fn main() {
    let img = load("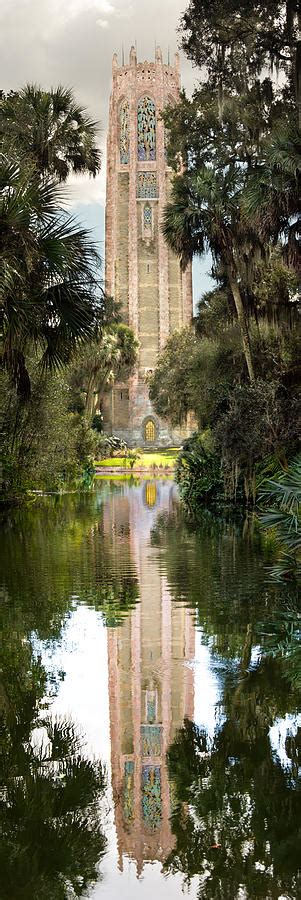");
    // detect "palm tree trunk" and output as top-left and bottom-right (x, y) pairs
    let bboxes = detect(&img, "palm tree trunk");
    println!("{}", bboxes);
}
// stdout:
(227, 270), (255, 382)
